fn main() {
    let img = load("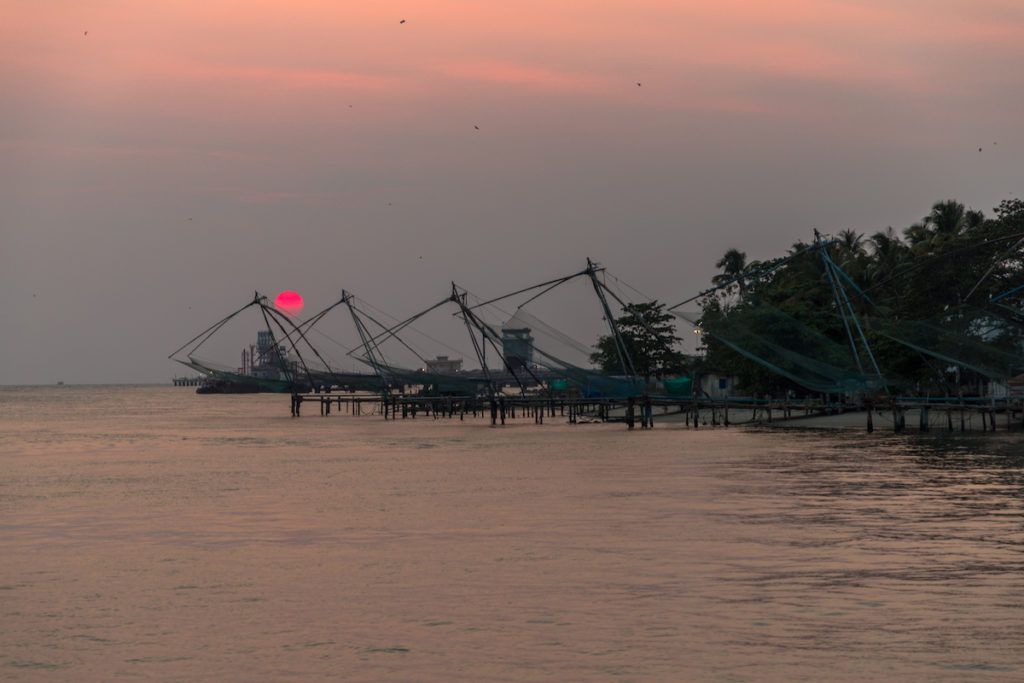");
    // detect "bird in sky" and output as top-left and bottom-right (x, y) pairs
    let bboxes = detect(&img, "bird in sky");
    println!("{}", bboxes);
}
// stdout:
(400, 19), (406, 24)
(84, 31), (88, 36)
(636, 81), (642, 87)
(474, 125), (480, 130)
(979, 147), (983, 152)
